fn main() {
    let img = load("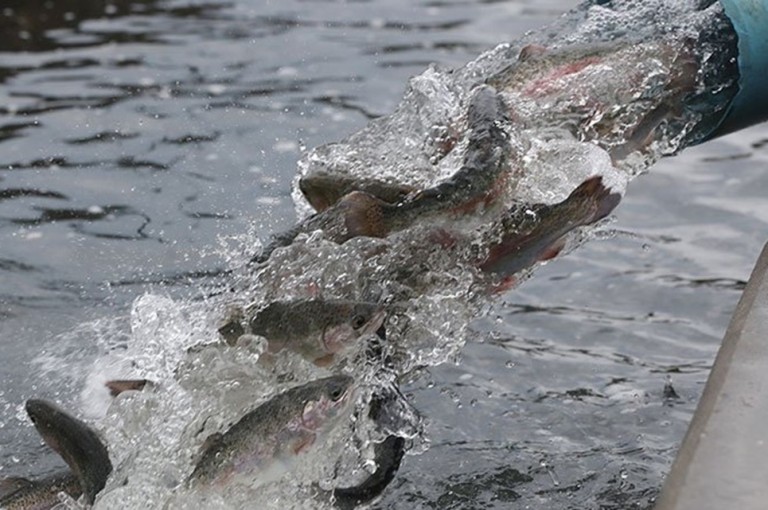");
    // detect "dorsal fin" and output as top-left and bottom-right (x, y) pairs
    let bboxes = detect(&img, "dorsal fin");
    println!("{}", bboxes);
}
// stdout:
(0, 476), (34, 499)
(199, 432), (223, 457)
(25, 399), (113, 504)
